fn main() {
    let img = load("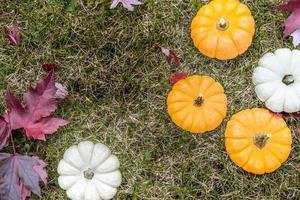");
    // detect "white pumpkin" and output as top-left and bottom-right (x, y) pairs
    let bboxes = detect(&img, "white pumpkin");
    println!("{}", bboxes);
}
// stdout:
(253, 48), (300, 113)
(57, 141), (122, 200)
